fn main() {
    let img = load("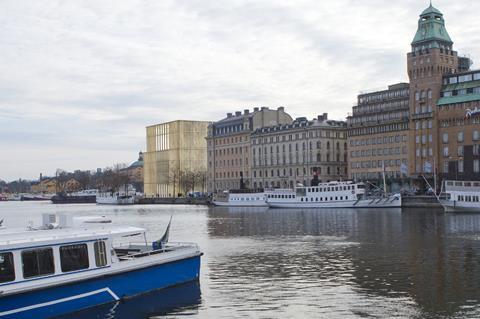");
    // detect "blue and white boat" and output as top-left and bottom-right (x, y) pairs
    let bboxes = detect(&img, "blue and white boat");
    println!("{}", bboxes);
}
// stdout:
(0, 214), (202, 319)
